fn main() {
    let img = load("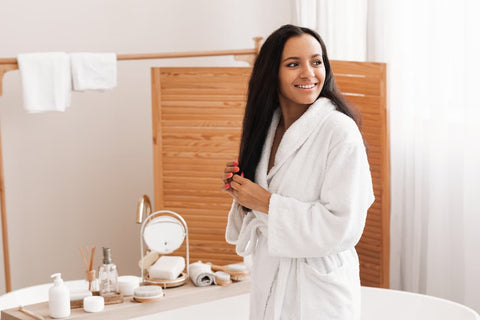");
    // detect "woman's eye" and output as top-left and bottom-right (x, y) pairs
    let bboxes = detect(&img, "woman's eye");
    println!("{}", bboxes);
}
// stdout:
(312, 60), (323, 66)
(286, 62), (298, 67)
